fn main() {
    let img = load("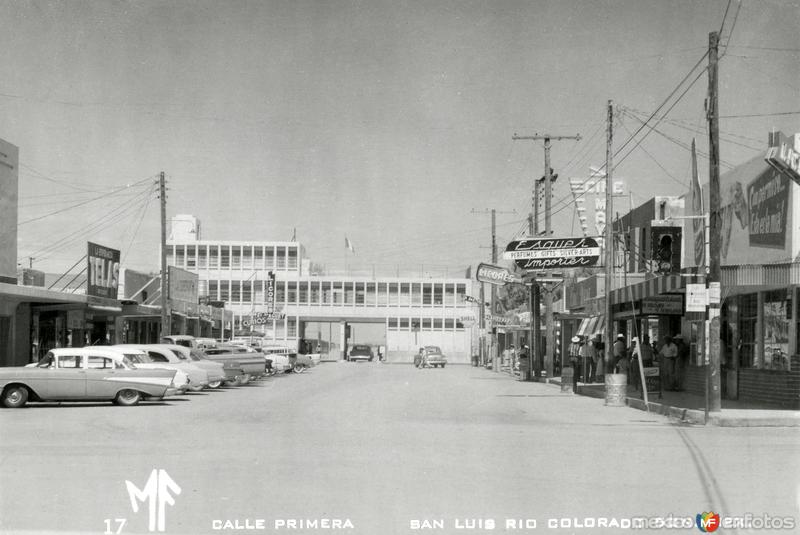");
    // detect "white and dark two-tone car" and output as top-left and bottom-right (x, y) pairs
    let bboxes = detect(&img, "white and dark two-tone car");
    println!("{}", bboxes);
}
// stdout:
(1, 347), (178, 408)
